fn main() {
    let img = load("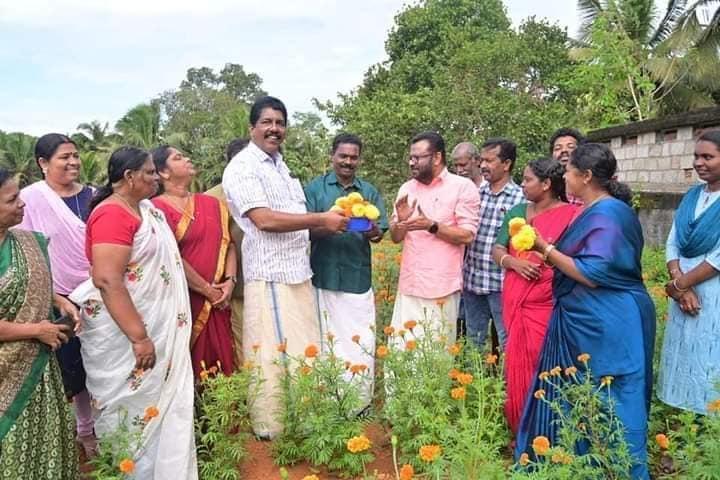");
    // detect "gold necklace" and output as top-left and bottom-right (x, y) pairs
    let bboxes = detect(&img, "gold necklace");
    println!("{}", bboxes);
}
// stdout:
(114, 193), (141, 216)
(163, 193), (195, 220)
